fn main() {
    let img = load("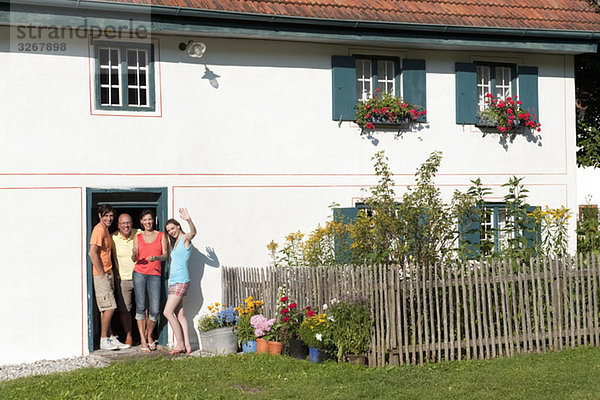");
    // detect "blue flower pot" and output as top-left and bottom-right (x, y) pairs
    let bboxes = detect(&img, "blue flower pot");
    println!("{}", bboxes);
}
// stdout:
(308, 347), (331, 363)
(242, 340), (257, 353)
